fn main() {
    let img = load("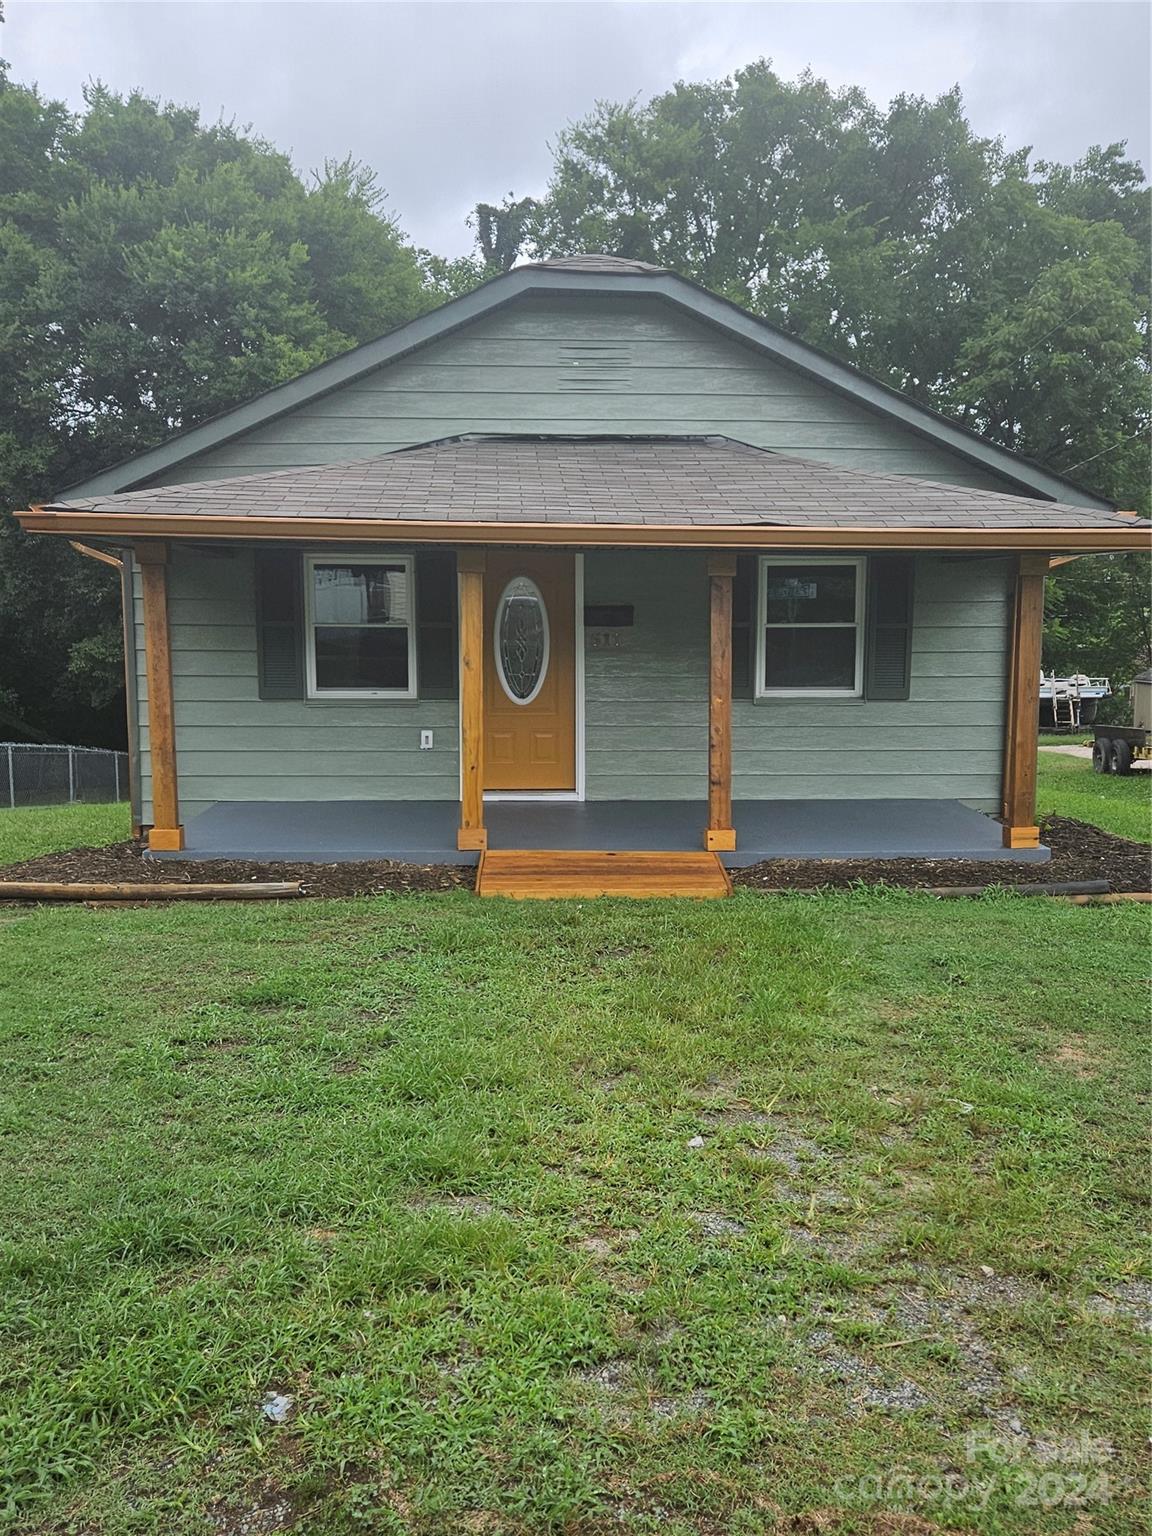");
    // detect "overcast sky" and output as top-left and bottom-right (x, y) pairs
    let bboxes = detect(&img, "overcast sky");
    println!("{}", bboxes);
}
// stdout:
(7, 1), (1150, 258)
